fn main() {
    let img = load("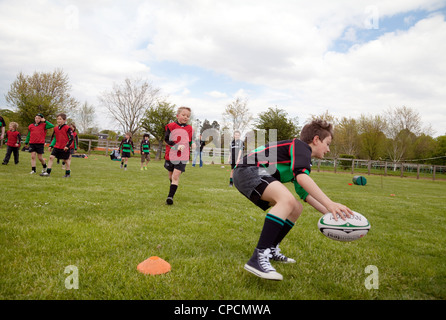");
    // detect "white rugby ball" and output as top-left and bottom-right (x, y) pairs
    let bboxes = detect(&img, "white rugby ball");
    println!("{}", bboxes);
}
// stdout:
(317, 211), (371, 242)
